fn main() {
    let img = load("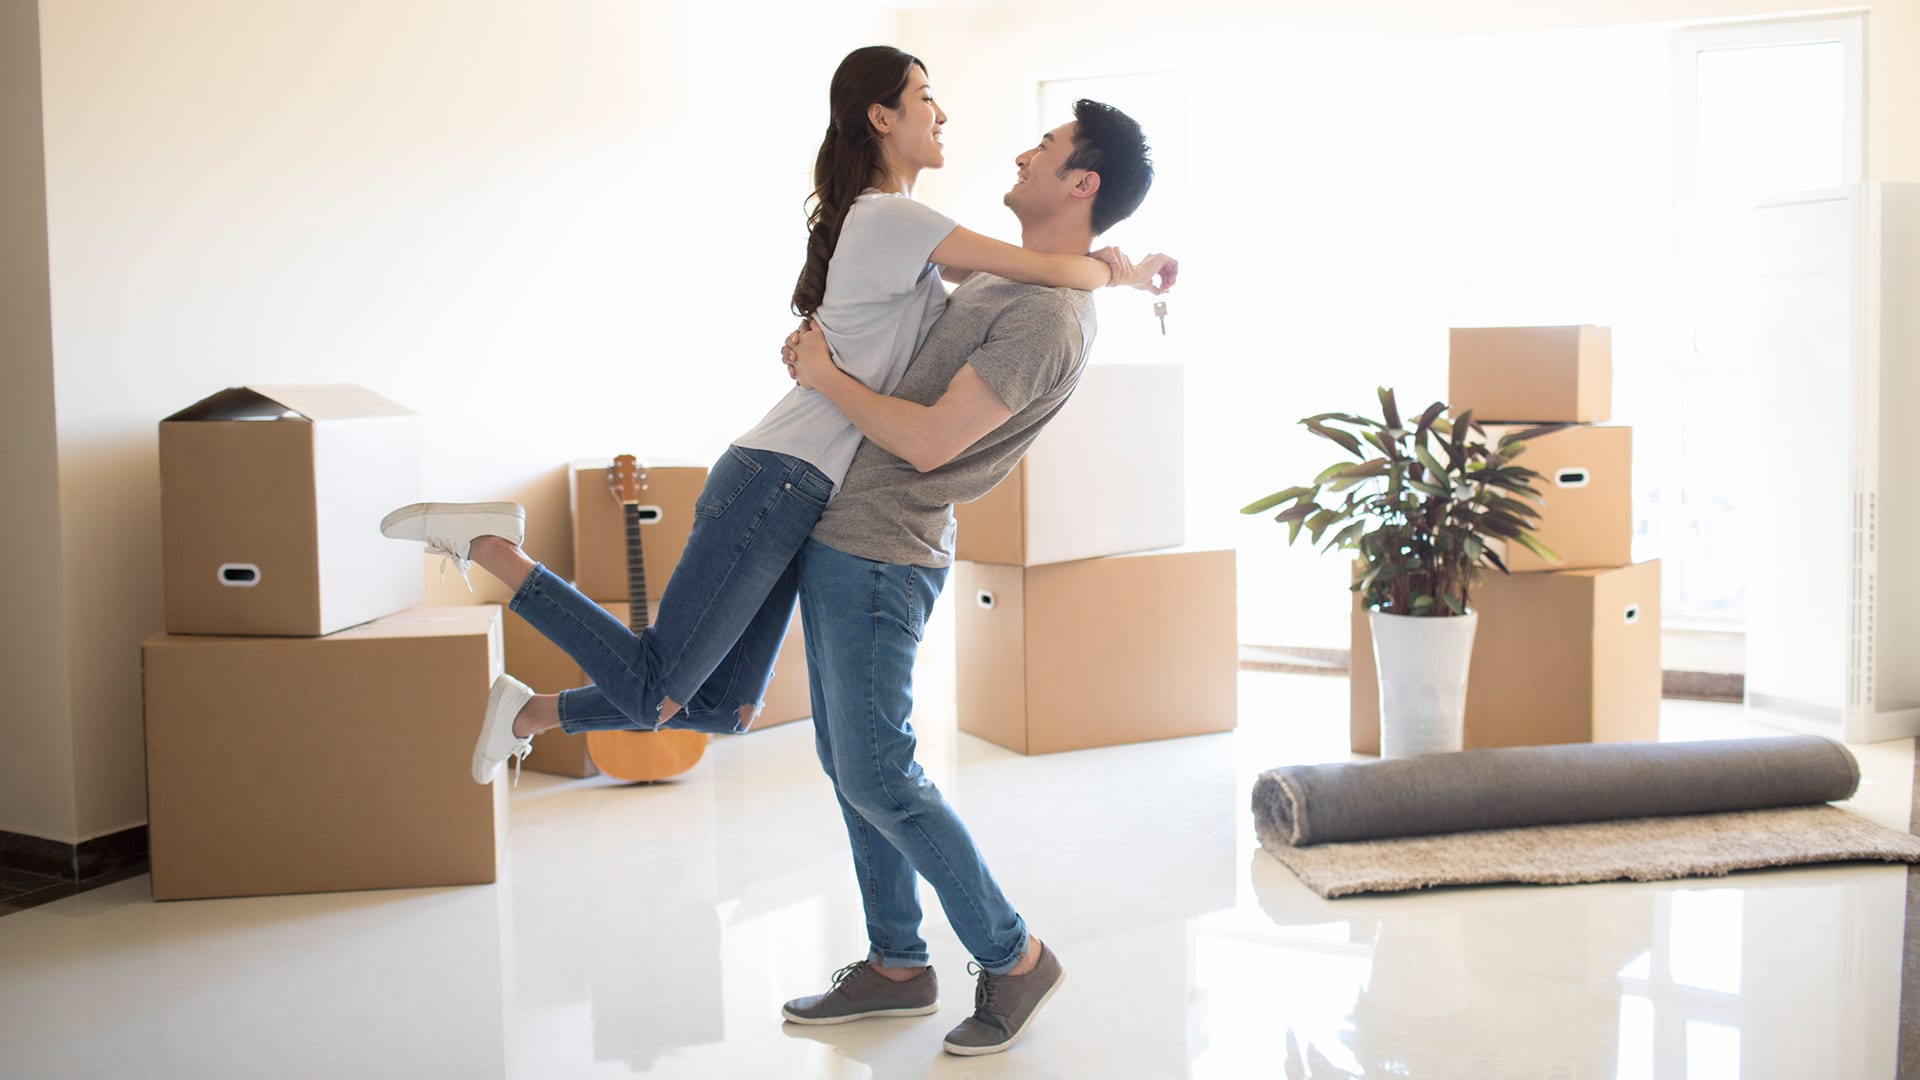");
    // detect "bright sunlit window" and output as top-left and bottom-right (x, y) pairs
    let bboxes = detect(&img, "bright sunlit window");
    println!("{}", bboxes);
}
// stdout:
(1656, 17), (1862, 625)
